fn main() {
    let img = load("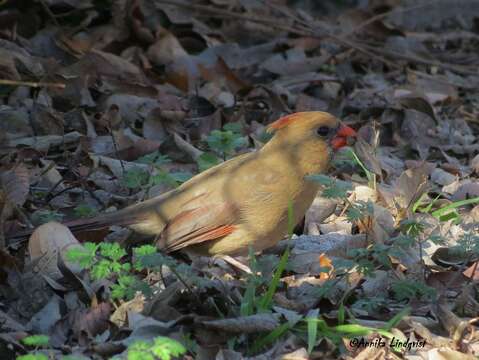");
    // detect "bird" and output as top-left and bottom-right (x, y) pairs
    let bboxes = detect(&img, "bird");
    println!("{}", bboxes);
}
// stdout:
(10, 112), (356, 256)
